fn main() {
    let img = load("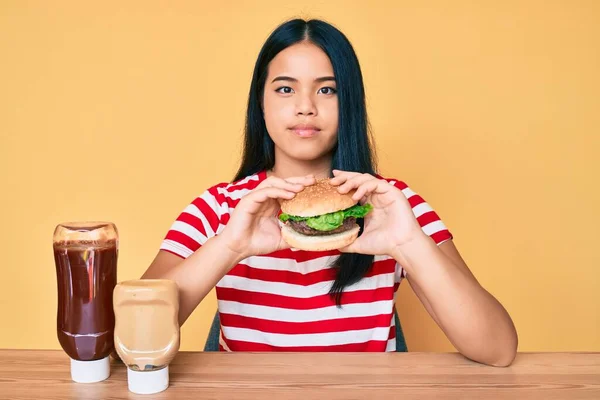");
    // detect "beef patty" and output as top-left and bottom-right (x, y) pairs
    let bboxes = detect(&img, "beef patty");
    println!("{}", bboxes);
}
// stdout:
(287, 217), (357, 236)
